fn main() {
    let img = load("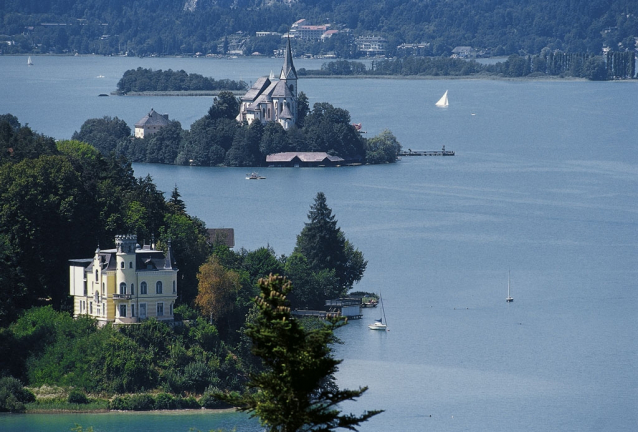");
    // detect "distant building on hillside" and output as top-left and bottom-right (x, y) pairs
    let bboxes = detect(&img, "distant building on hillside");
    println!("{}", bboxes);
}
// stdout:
(451, 46), (478, 58)
(355, 36), (387, 56)
(289, 19), (332, 40)
(135, 108), (170, 139)
(69, 234), (178, 326)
